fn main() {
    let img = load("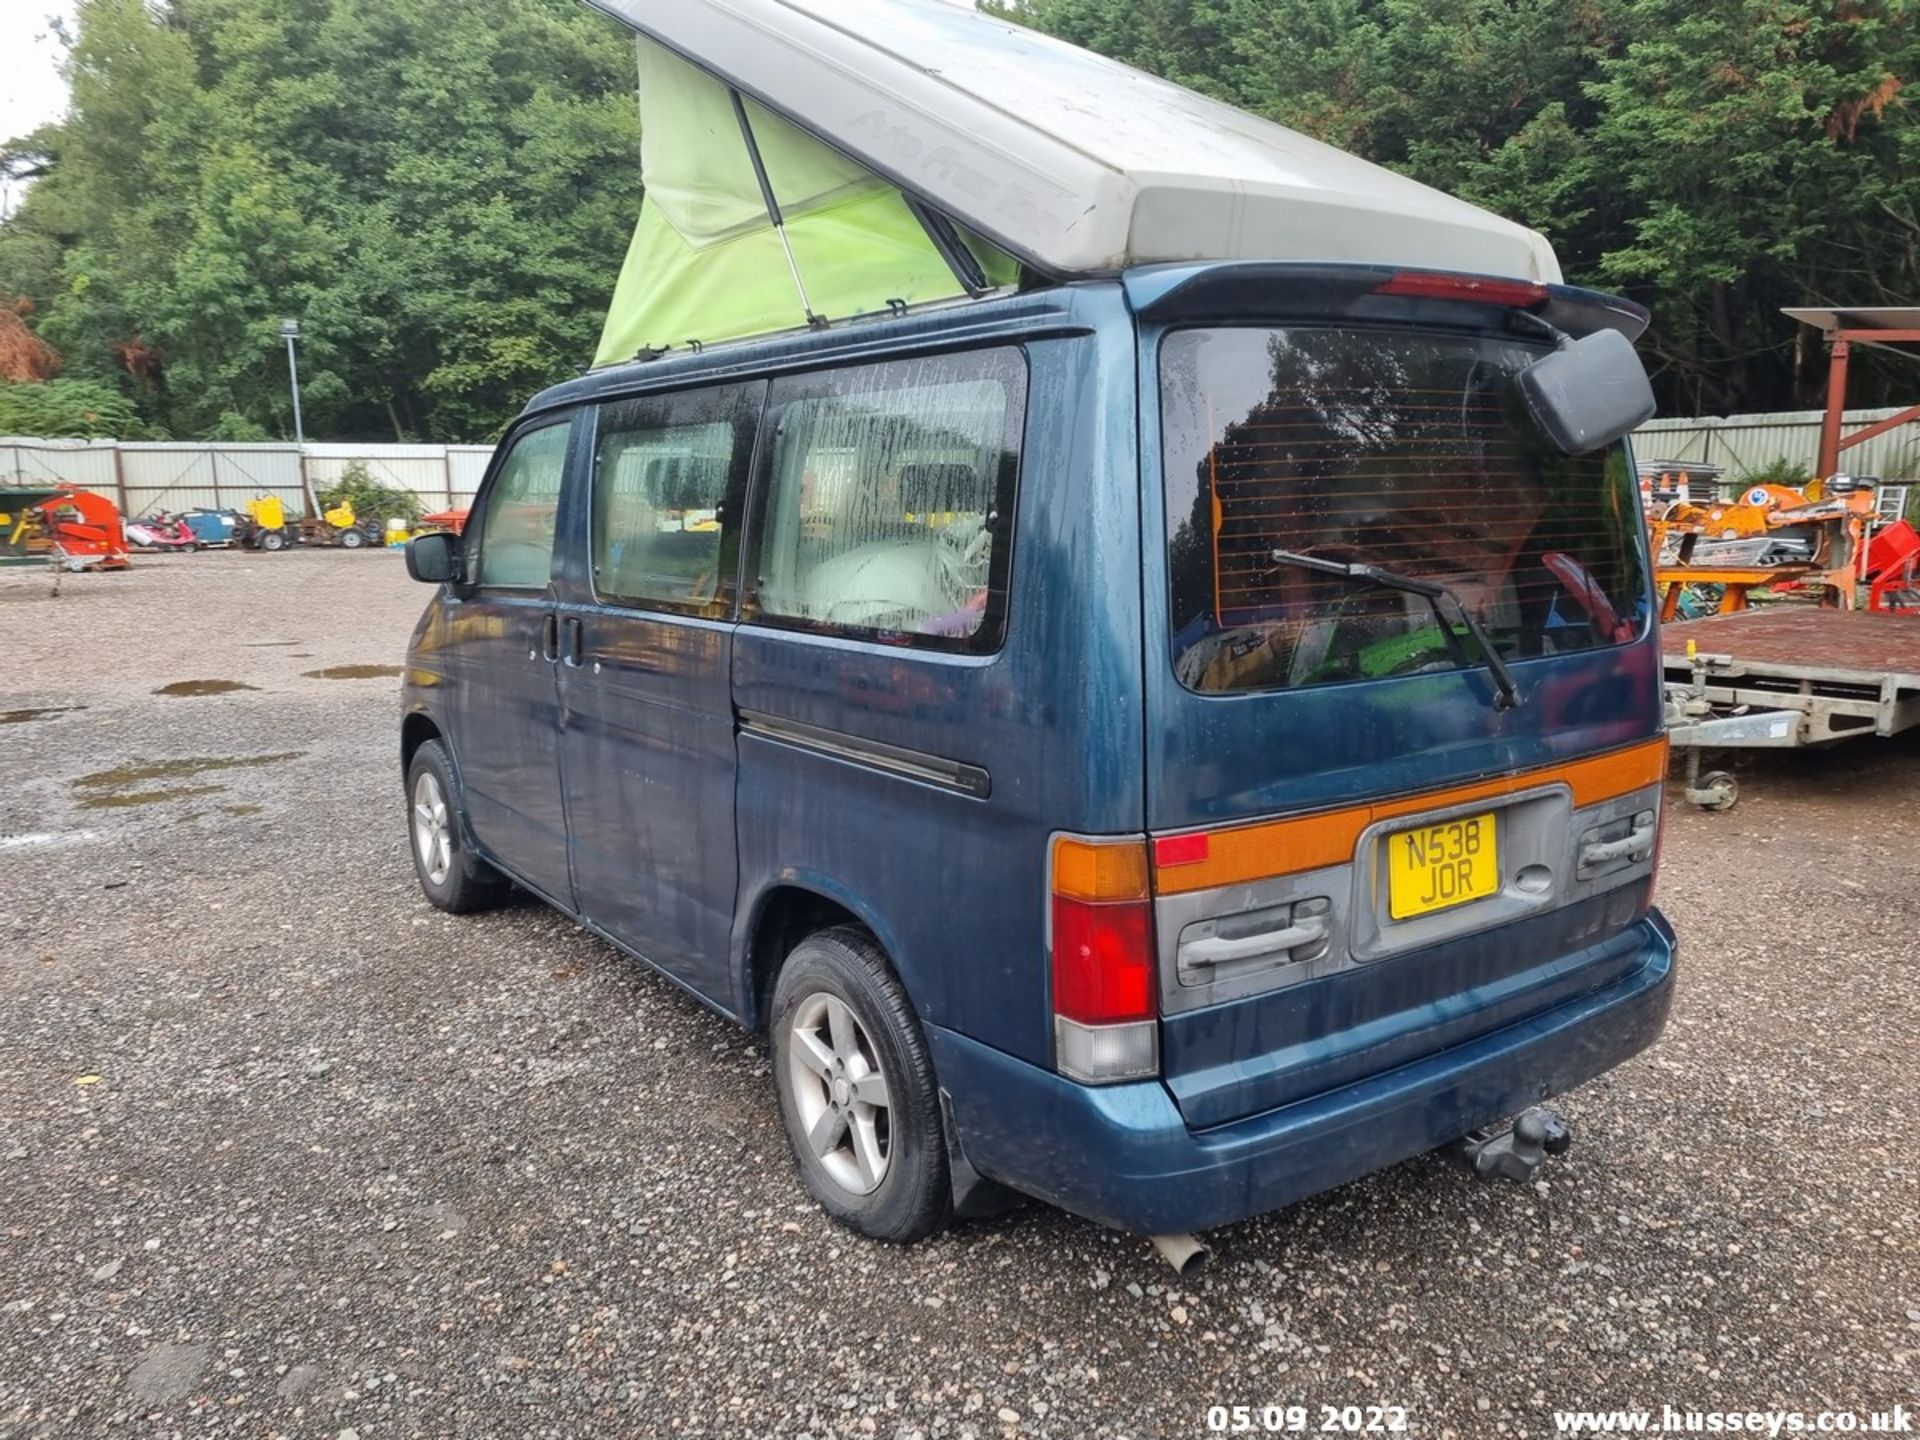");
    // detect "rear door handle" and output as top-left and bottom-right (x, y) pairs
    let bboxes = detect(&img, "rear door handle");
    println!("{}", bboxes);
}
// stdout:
(1578, 811), (1657, 871)
(1179, 915), (1330, 973)
(540, 613), (559, 663)
(562, 617), (584, 668)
